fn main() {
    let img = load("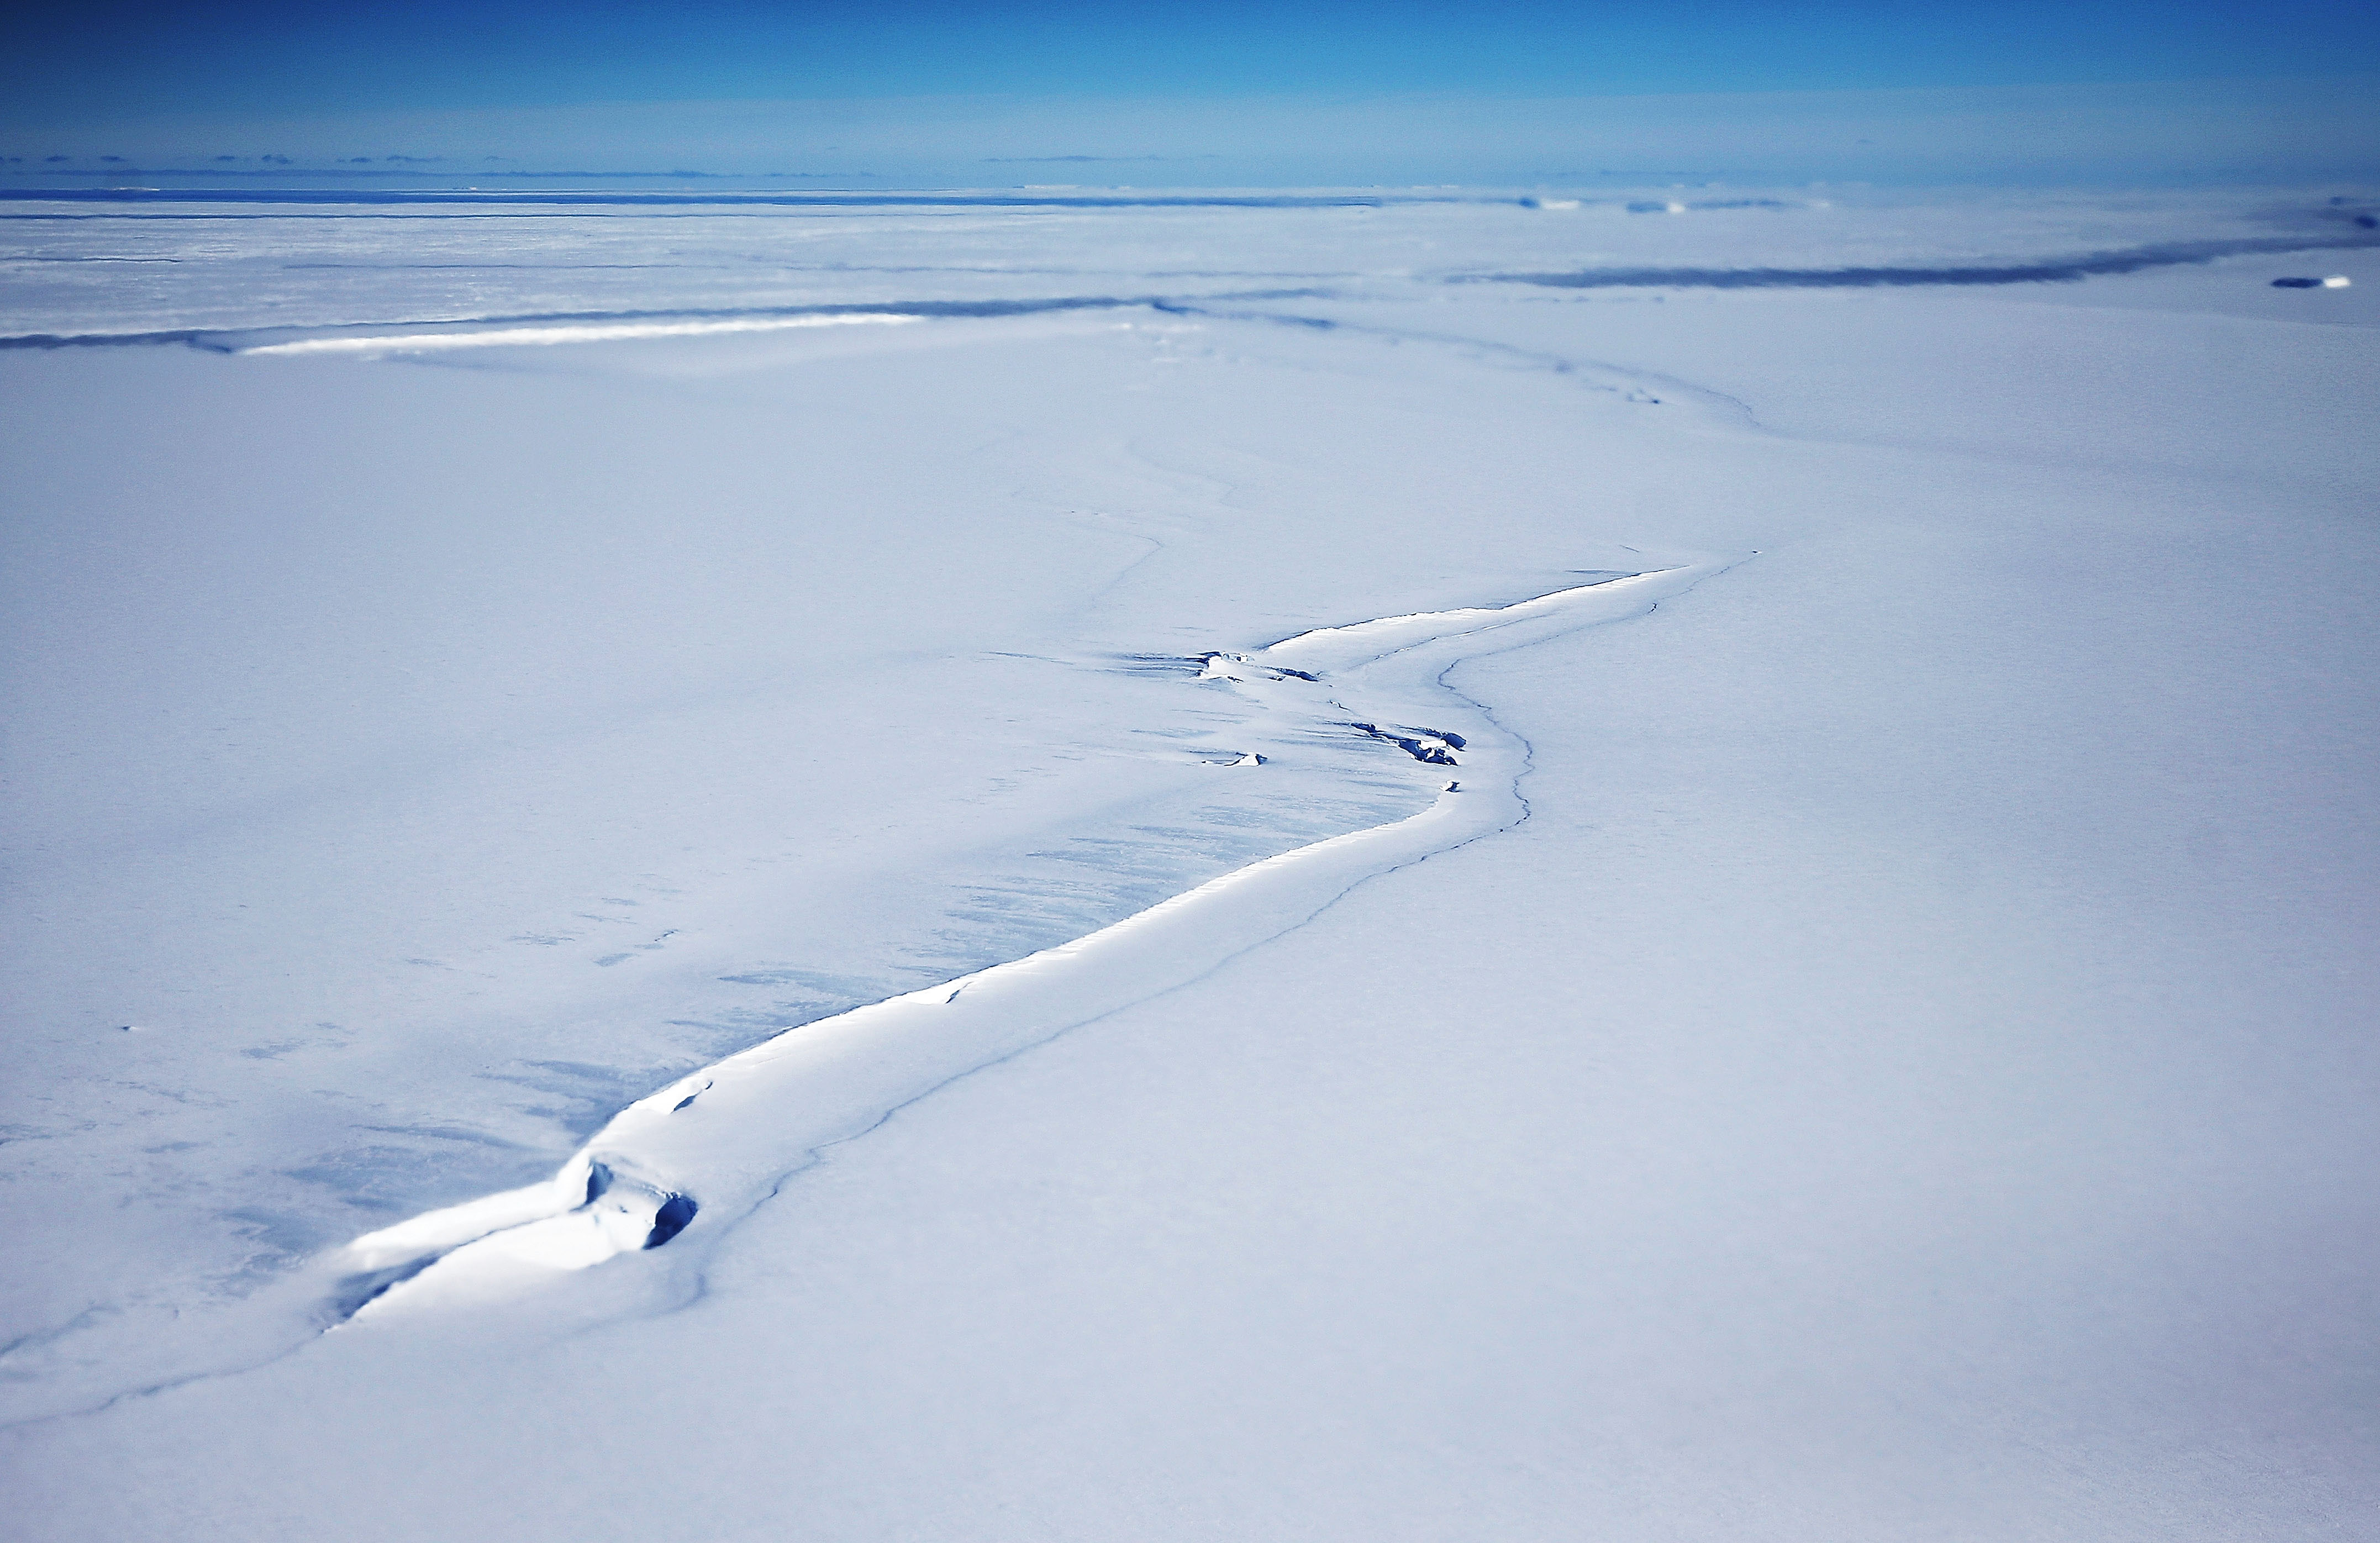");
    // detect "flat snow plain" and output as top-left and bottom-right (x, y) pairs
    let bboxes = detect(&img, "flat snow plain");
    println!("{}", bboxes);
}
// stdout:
(3, 186), (2377, 1539)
